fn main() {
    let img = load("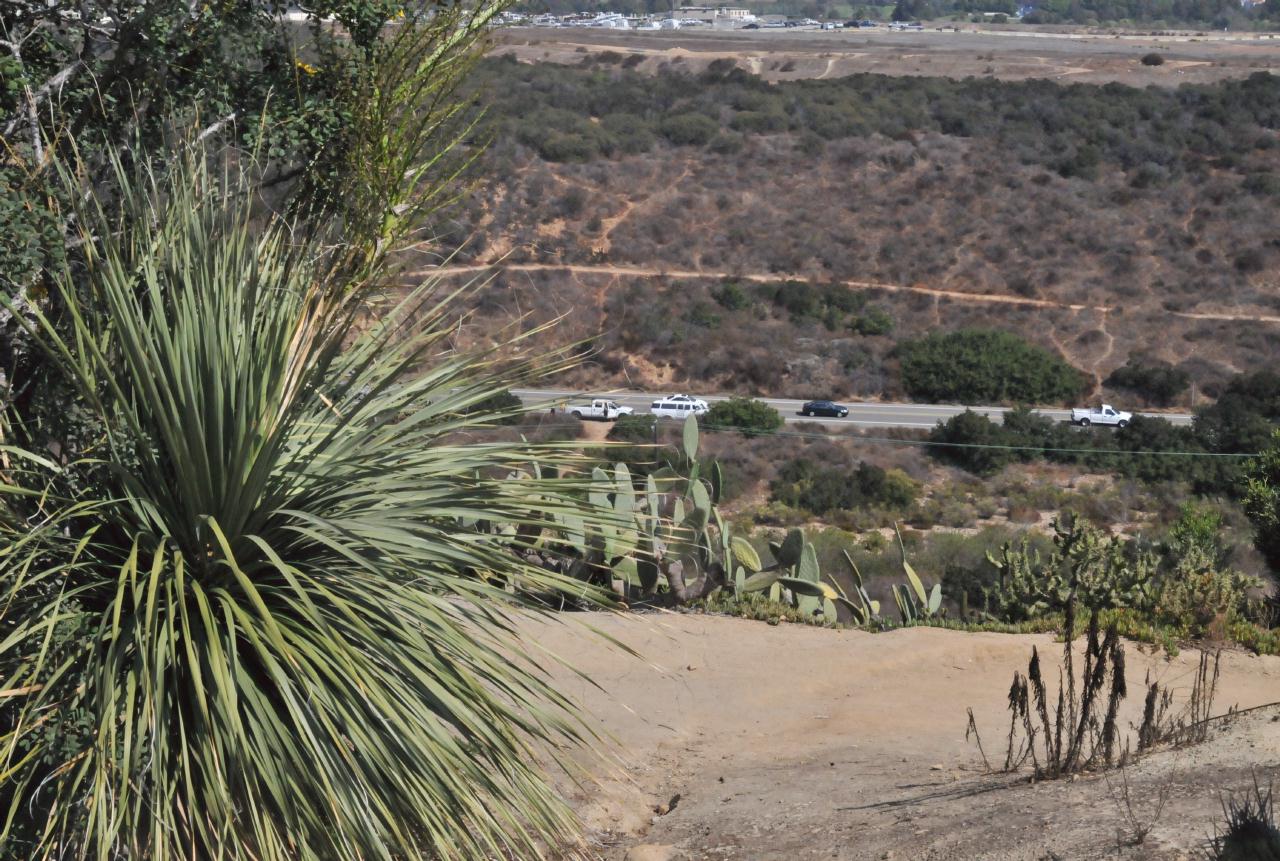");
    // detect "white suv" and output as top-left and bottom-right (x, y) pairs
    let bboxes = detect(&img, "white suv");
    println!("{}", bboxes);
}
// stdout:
(650, 394), (710, 419)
